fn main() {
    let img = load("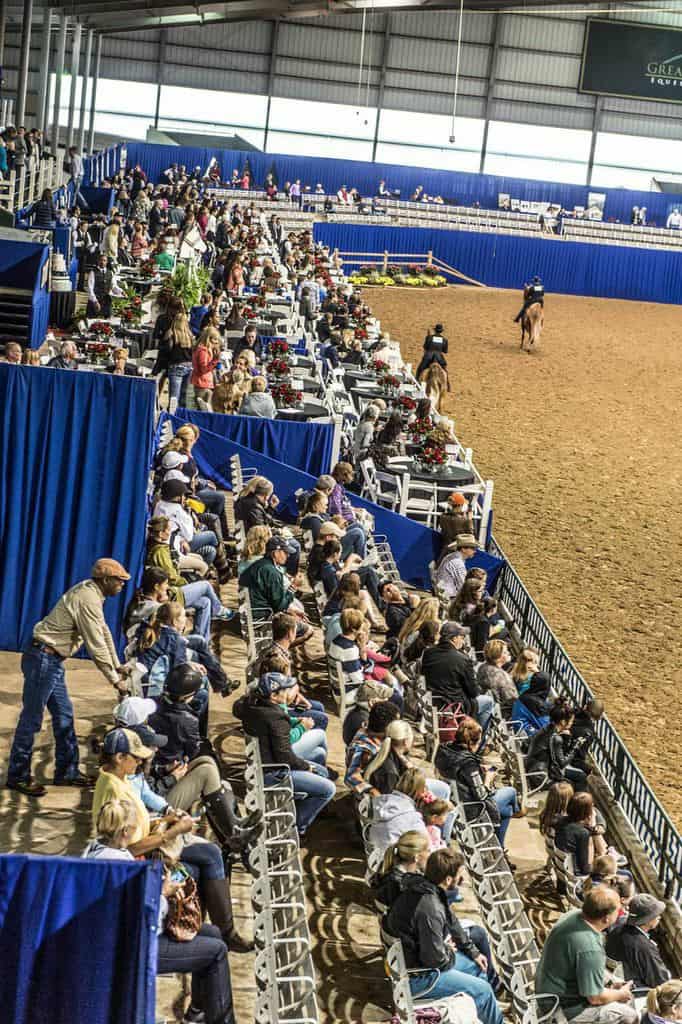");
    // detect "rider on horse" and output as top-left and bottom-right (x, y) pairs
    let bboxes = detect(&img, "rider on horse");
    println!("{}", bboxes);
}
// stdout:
(416, 323), (449, 379)
(513, 276), (545, 323)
